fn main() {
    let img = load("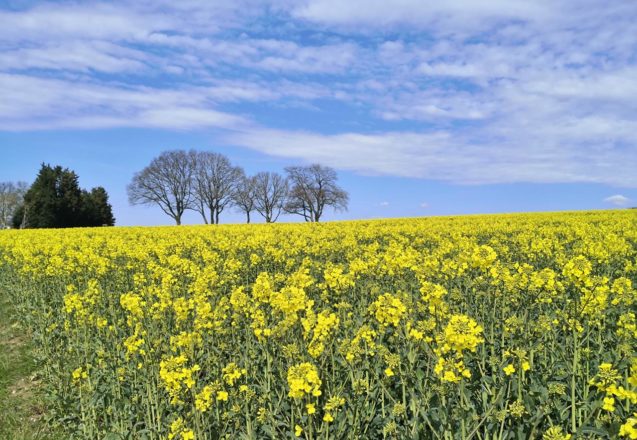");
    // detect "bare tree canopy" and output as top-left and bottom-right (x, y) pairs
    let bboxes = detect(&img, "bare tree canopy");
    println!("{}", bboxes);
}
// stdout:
(192, 151), (243, 224)
(253, 172), (288, 223)
(127, 150), (195, 225)
(233, 174), (257, 223)
(0, 181), (28, 228)
(127, 151), (350, 225)
(284, 164), (348, 222)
